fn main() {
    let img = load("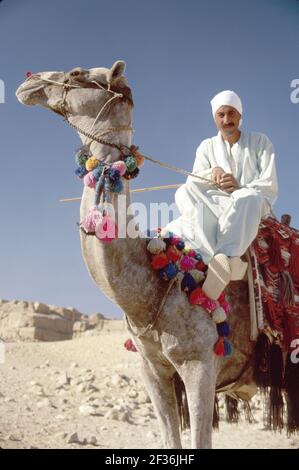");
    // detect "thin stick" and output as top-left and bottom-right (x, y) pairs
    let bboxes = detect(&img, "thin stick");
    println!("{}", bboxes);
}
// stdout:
(59, 183), (183, 202)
